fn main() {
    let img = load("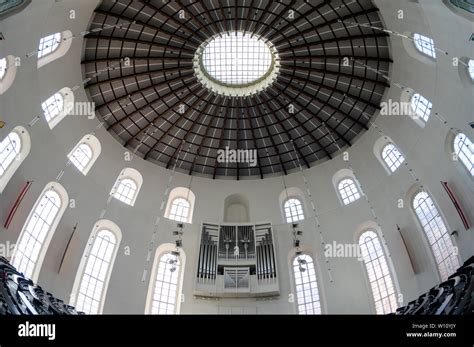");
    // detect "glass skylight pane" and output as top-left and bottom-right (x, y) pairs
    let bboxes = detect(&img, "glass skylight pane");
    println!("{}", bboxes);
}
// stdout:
(201, 31), (273, 85)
